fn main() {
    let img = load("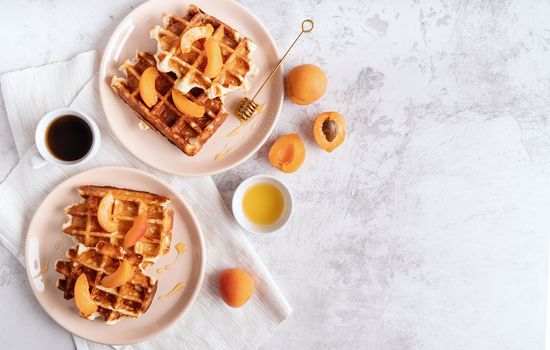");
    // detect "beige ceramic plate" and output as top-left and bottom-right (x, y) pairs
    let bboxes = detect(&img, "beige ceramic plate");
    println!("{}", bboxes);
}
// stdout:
(99, 0), (283, 176)
(25, 167), (204, 345)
